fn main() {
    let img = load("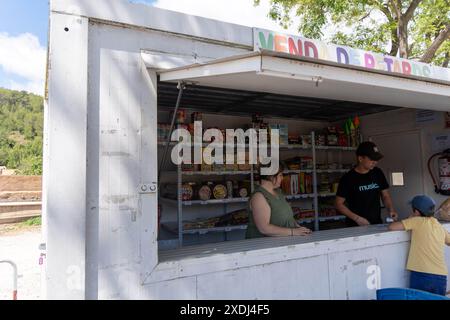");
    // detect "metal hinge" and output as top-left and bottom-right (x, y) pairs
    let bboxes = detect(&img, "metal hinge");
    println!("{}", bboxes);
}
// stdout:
(139, 183), (157, 194)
